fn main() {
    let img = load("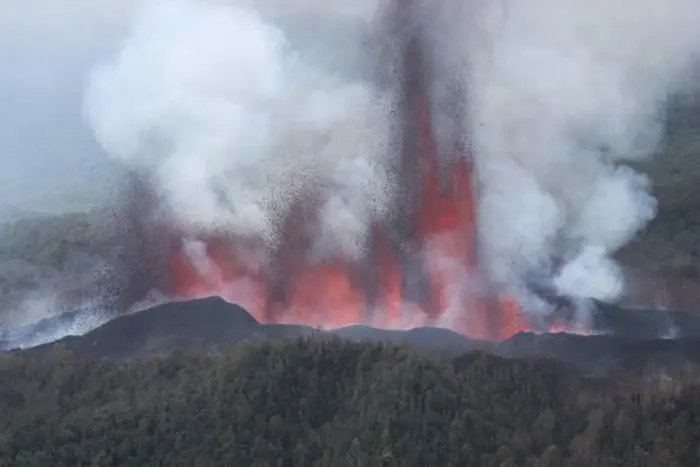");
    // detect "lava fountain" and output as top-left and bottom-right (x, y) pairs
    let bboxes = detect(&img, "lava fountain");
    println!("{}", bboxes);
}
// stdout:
(167, 9), (535, 342)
